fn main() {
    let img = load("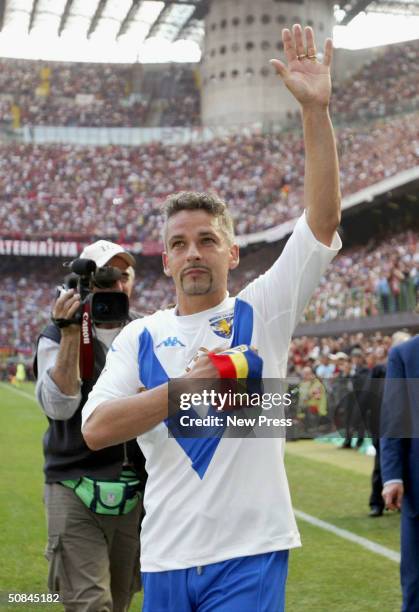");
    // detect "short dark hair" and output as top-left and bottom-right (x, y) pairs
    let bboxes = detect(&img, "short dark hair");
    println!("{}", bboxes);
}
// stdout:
(162, 191), (235, 246)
